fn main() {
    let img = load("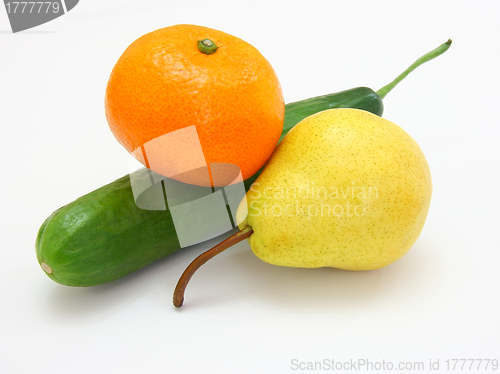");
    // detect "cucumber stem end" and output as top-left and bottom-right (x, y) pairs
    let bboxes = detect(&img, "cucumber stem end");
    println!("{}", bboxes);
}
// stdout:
(376, 39), (452, 99)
